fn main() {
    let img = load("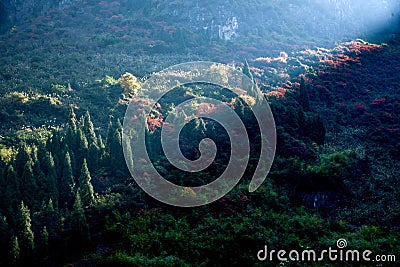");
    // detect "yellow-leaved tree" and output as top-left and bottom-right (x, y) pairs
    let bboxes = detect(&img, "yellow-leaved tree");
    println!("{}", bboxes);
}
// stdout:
(118, 72), (141, 99)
